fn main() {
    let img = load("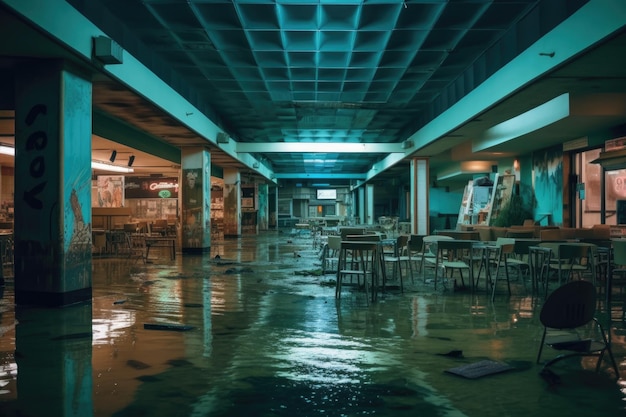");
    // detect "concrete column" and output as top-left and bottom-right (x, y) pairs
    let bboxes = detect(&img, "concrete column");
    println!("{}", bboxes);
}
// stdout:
(273, 185), (279, 231)
(257, 183), (269, 231)
(366, 183), (375, 225)
(14, 60), (92, 306)
(358, 187), (365, 225)
(410, 158), (430, 235)
(181, 147), (211, 253)
(223, 169), (241, 237)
